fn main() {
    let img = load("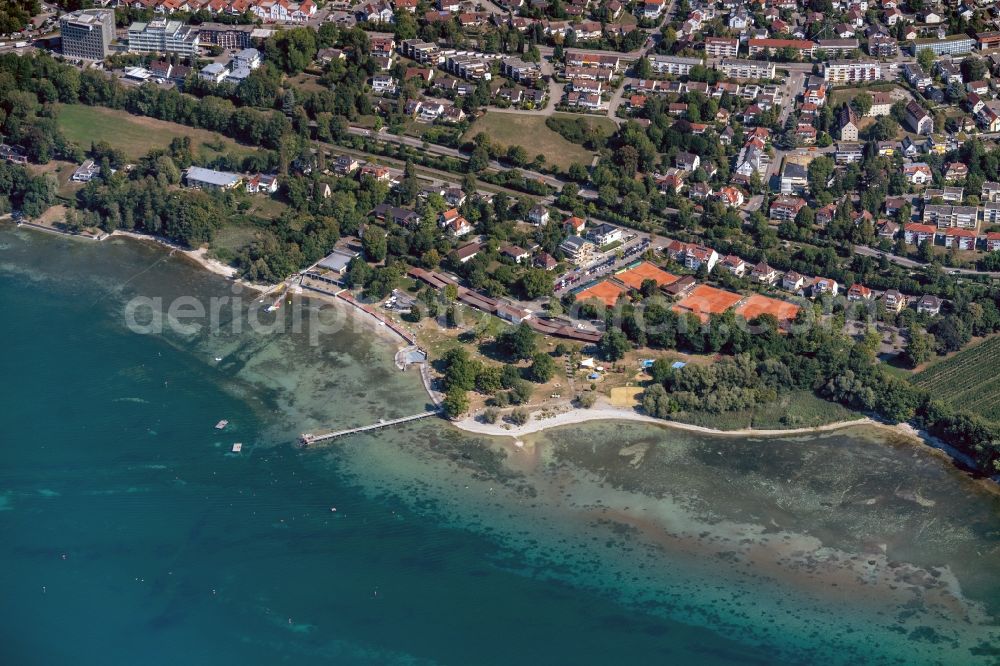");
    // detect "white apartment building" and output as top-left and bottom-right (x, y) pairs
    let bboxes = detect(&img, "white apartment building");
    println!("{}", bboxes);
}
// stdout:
(704, 37), (739, 58)
(647, 54), (702, 76)
(128, 19), (200, 57)
(823, 59), (881, 84)
(717, 59), (775, 80)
